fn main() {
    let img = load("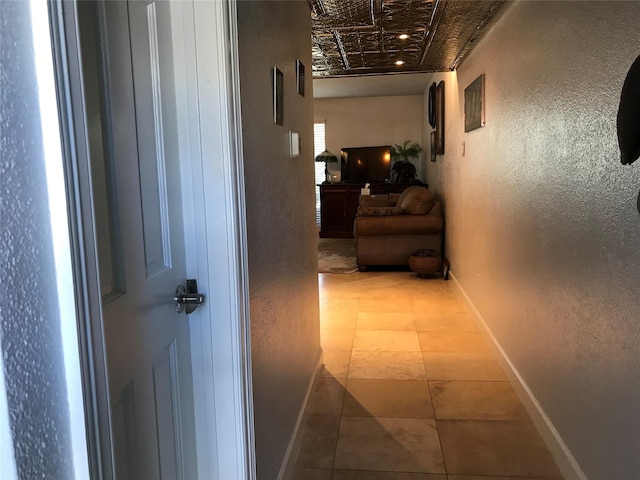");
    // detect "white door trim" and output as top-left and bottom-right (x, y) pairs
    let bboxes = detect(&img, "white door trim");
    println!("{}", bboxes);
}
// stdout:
(173, 1), (255, 478)
(55, 0), (255, 478)
(52, 2), (115, 478)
